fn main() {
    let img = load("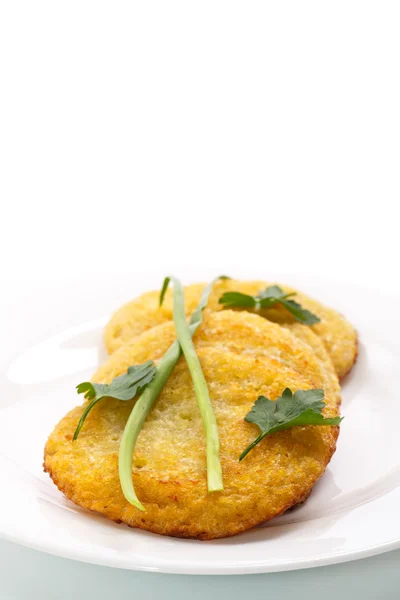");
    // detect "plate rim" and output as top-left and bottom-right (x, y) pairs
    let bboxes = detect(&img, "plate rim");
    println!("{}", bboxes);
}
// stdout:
(1, 525), (399, 574)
